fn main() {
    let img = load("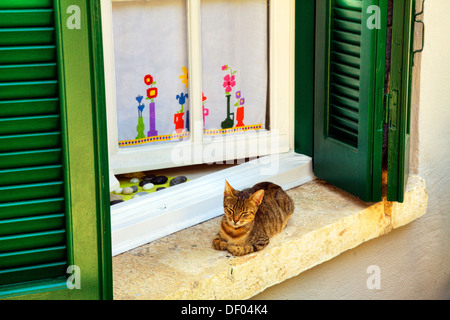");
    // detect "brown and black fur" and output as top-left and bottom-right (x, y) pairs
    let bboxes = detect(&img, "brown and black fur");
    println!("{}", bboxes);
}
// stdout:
(213, 180), (294, 256)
